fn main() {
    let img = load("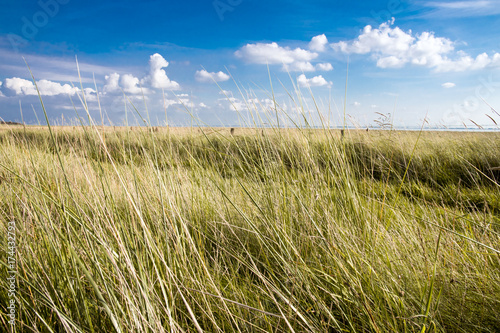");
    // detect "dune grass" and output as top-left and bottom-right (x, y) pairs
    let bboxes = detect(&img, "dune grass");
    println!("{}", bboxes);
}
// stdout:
(0, 121), (499, 332)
